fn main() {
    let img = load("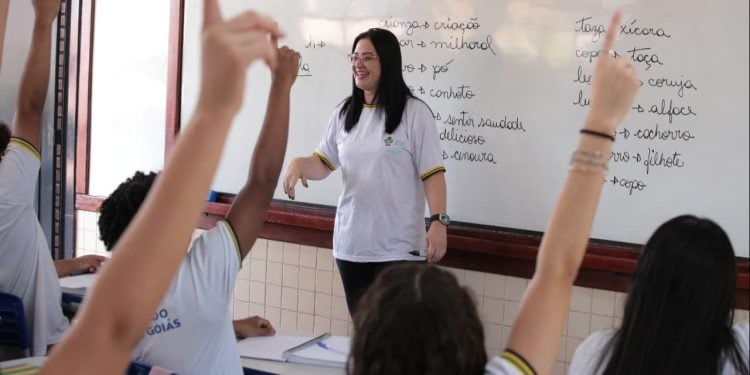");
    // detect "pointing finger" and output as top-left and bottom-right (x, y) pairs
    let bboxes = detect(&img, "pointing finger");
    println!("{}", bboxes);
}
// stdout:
(203, 0), (222, 30)
(603, 10), (622, 52)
